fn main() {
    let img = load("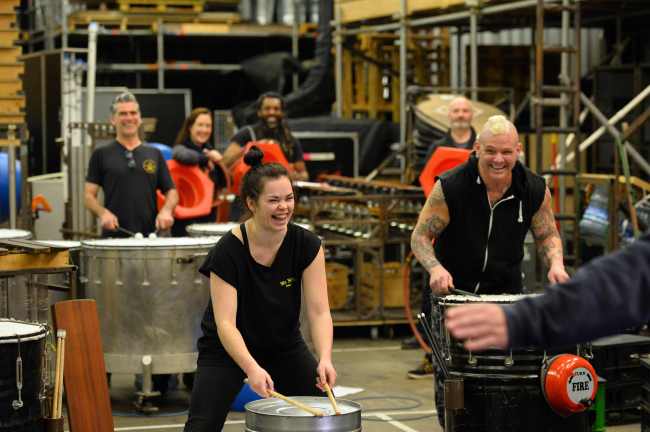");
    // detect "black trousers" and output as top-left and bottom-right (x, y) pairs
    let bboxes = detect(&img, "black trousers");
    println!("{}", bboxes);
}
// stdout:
(184, 341), (321, 432)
